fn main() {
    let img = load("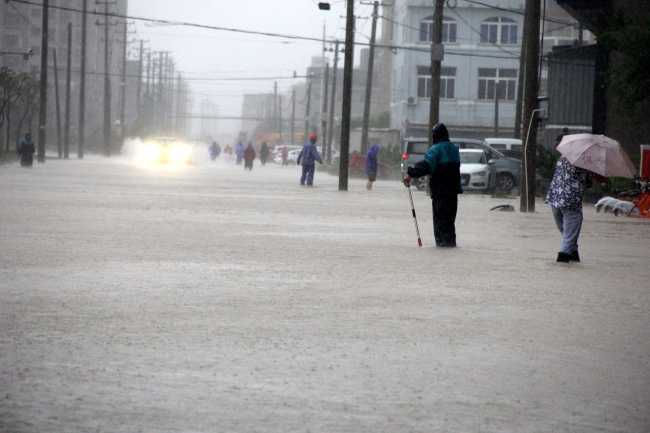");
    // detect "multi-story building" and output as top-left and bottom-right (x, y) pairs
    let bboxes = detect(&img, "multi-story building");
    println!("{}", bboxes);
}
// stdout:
(389, 0), (525, 138)
(1, 0), (131, 152)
